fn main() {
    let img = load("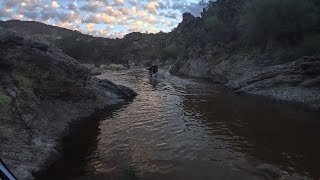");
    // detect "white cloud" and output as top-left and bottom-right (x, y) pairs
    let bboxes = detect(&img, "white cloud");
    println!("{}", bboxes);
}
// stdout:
(52, 1), (60, 8)
(0, 8), (13, 17)
(113, 0), (124, 6)
(3, 0), (20, 7)
(85, 23), (96, 32)
(80, 1), (102, 12)
(85, 13), (116, 24)
(144, 1), (159, 15)
(109, 31), (126, 38)
(12, 14), (24, 20)
(0, 0), (203, 38)
(171, 2), (204, 17)
(127, 20), (145, 32)
(67, 1), (78, 11)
